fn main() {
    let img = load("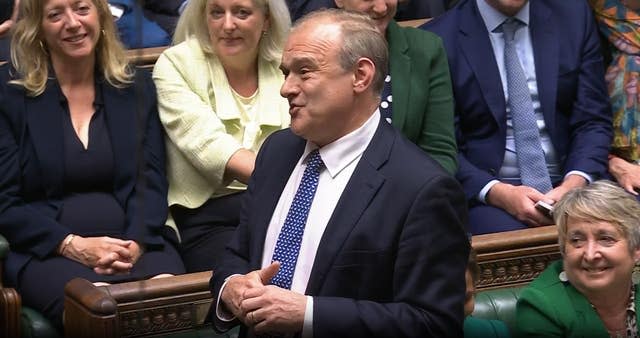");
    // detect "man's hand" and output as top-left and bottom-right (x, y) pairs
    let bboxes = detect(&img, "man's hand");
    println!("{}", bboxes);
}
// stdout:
(609, 155), (640, 195)
(487, 182), (553, 227)
(220, 262), (280, 318)
(240, 284), (307, 335)
(543, 174), (587, 202)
